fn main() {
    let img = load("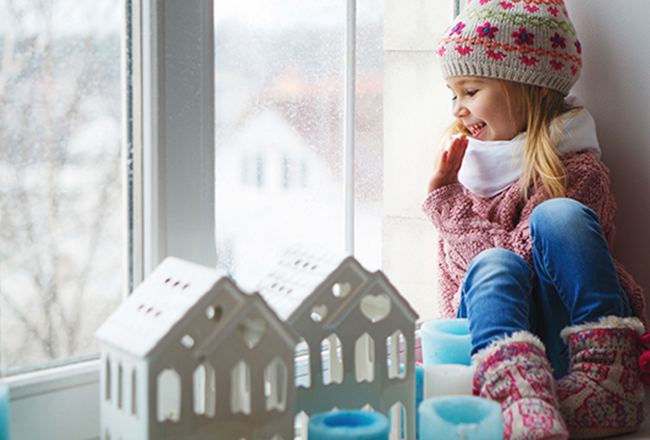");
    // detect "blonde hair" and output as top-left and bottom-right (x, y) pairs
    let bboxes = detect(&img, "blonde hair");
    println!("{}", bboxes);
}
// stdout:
(443, 79), (580, 199)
